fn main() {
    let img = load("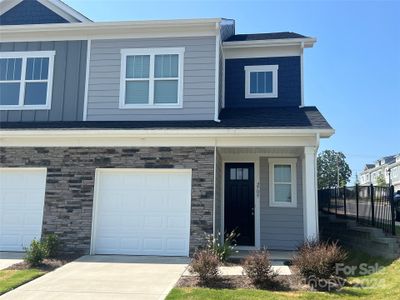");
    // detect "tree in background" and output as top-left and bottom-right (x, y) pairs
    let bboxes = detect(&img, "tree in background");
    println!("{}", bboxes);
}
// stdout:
(317, 150), (352, 189)
(376, 173), (387, 187)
